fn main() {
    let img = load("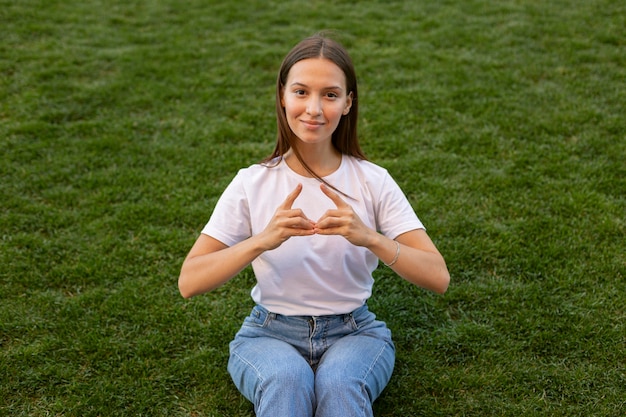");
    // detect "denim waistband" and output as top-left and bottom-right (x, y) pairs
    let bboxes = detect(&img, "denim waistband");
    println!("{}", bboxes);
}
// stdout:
(255, 303), (370, 322)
